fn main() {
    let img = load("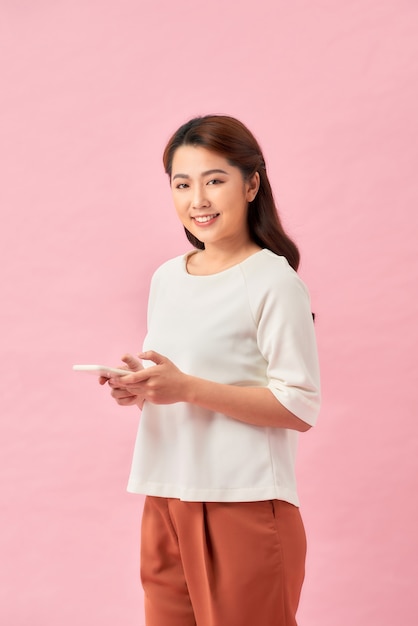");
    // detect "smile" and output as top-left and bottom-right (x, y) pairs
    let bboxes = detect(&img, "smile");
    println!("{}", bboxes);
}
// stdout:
(193, 213), (220, 224)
